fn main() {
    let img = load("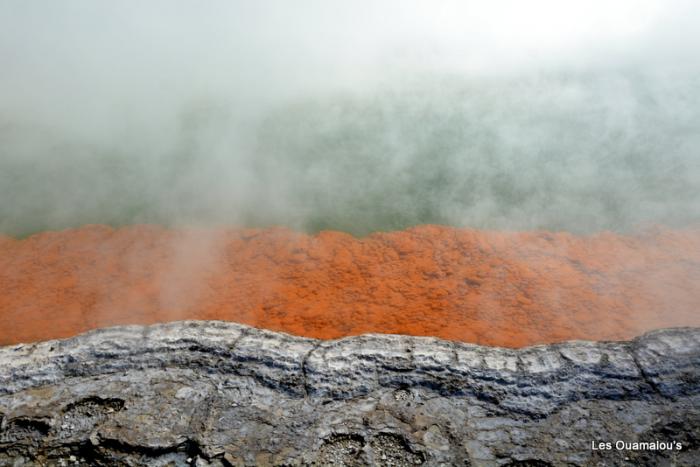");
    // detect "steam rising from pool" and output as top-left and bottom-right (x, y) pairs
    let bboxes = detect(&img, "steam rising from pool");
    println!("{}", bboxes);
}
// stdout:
(1, 1), (699, 236)
(1, 1), (700, 347)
